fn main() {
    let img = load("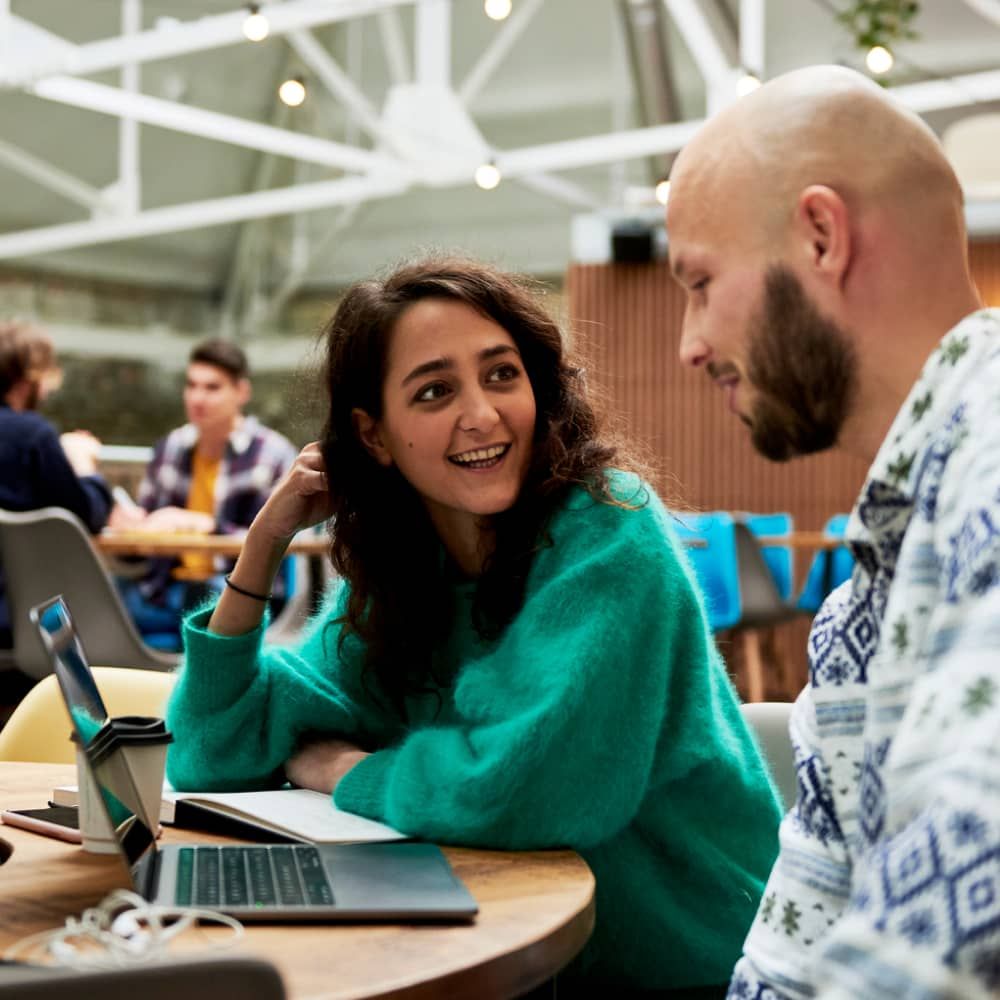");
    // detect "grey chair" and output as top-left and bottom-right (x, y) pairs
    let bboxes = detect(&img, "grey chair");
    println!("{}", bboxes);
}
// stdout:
(0, 956), (286, 999)
(0, 507), (177, 680)
(740, 700), (797, 812)
(732, 522), (800, 703)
